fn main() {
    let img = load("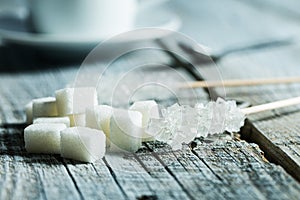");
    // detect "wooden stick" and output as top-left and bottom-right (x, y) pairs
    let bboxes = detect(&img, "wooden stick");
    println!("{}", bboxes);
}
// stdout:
(241, 96), (300, 115)
(180, 77), (300, 88)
